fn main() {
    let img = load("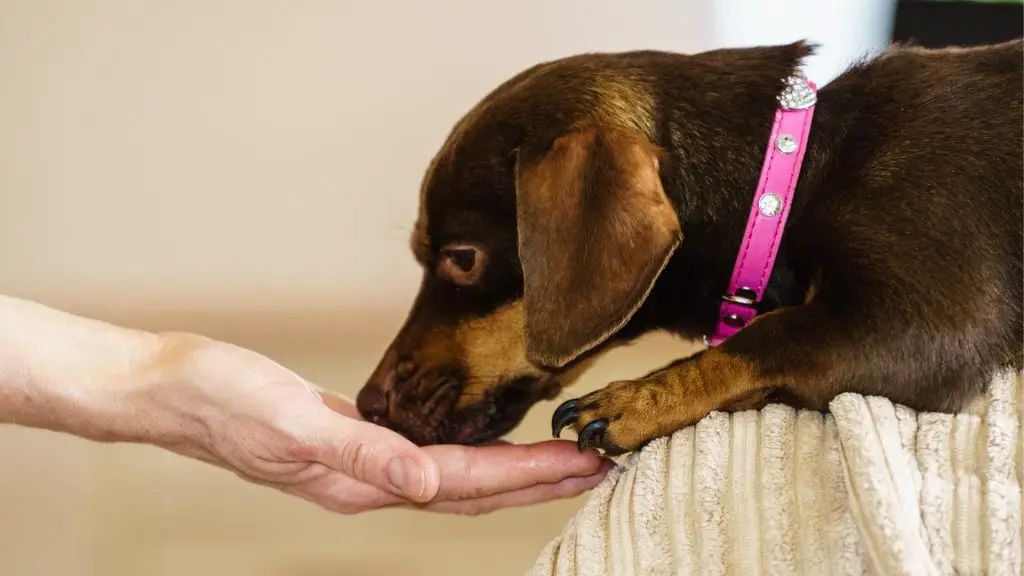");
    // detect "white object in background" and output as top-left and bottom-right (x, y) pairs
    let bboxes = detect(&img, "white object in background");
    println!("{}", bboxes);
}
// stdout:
(709, 0), (898, 86)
